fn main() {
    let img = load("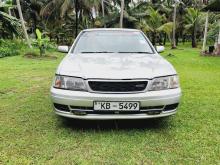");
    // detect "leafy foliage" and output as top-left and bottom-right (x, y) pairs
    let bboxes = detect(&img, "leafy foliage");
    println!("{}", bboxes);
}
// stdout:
(207, 13), (220, 44)
(0, 11), (23, 38)
(0, 39), (22, 58)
